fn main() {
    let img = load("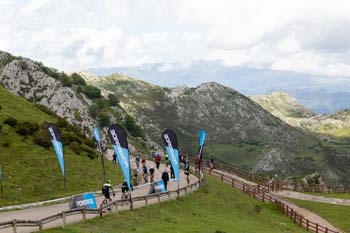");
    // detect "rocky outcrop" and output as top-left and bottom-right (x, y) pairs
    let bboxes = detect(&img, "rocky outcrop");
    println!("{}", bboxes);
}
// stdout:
(0, 51), (96, 131)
